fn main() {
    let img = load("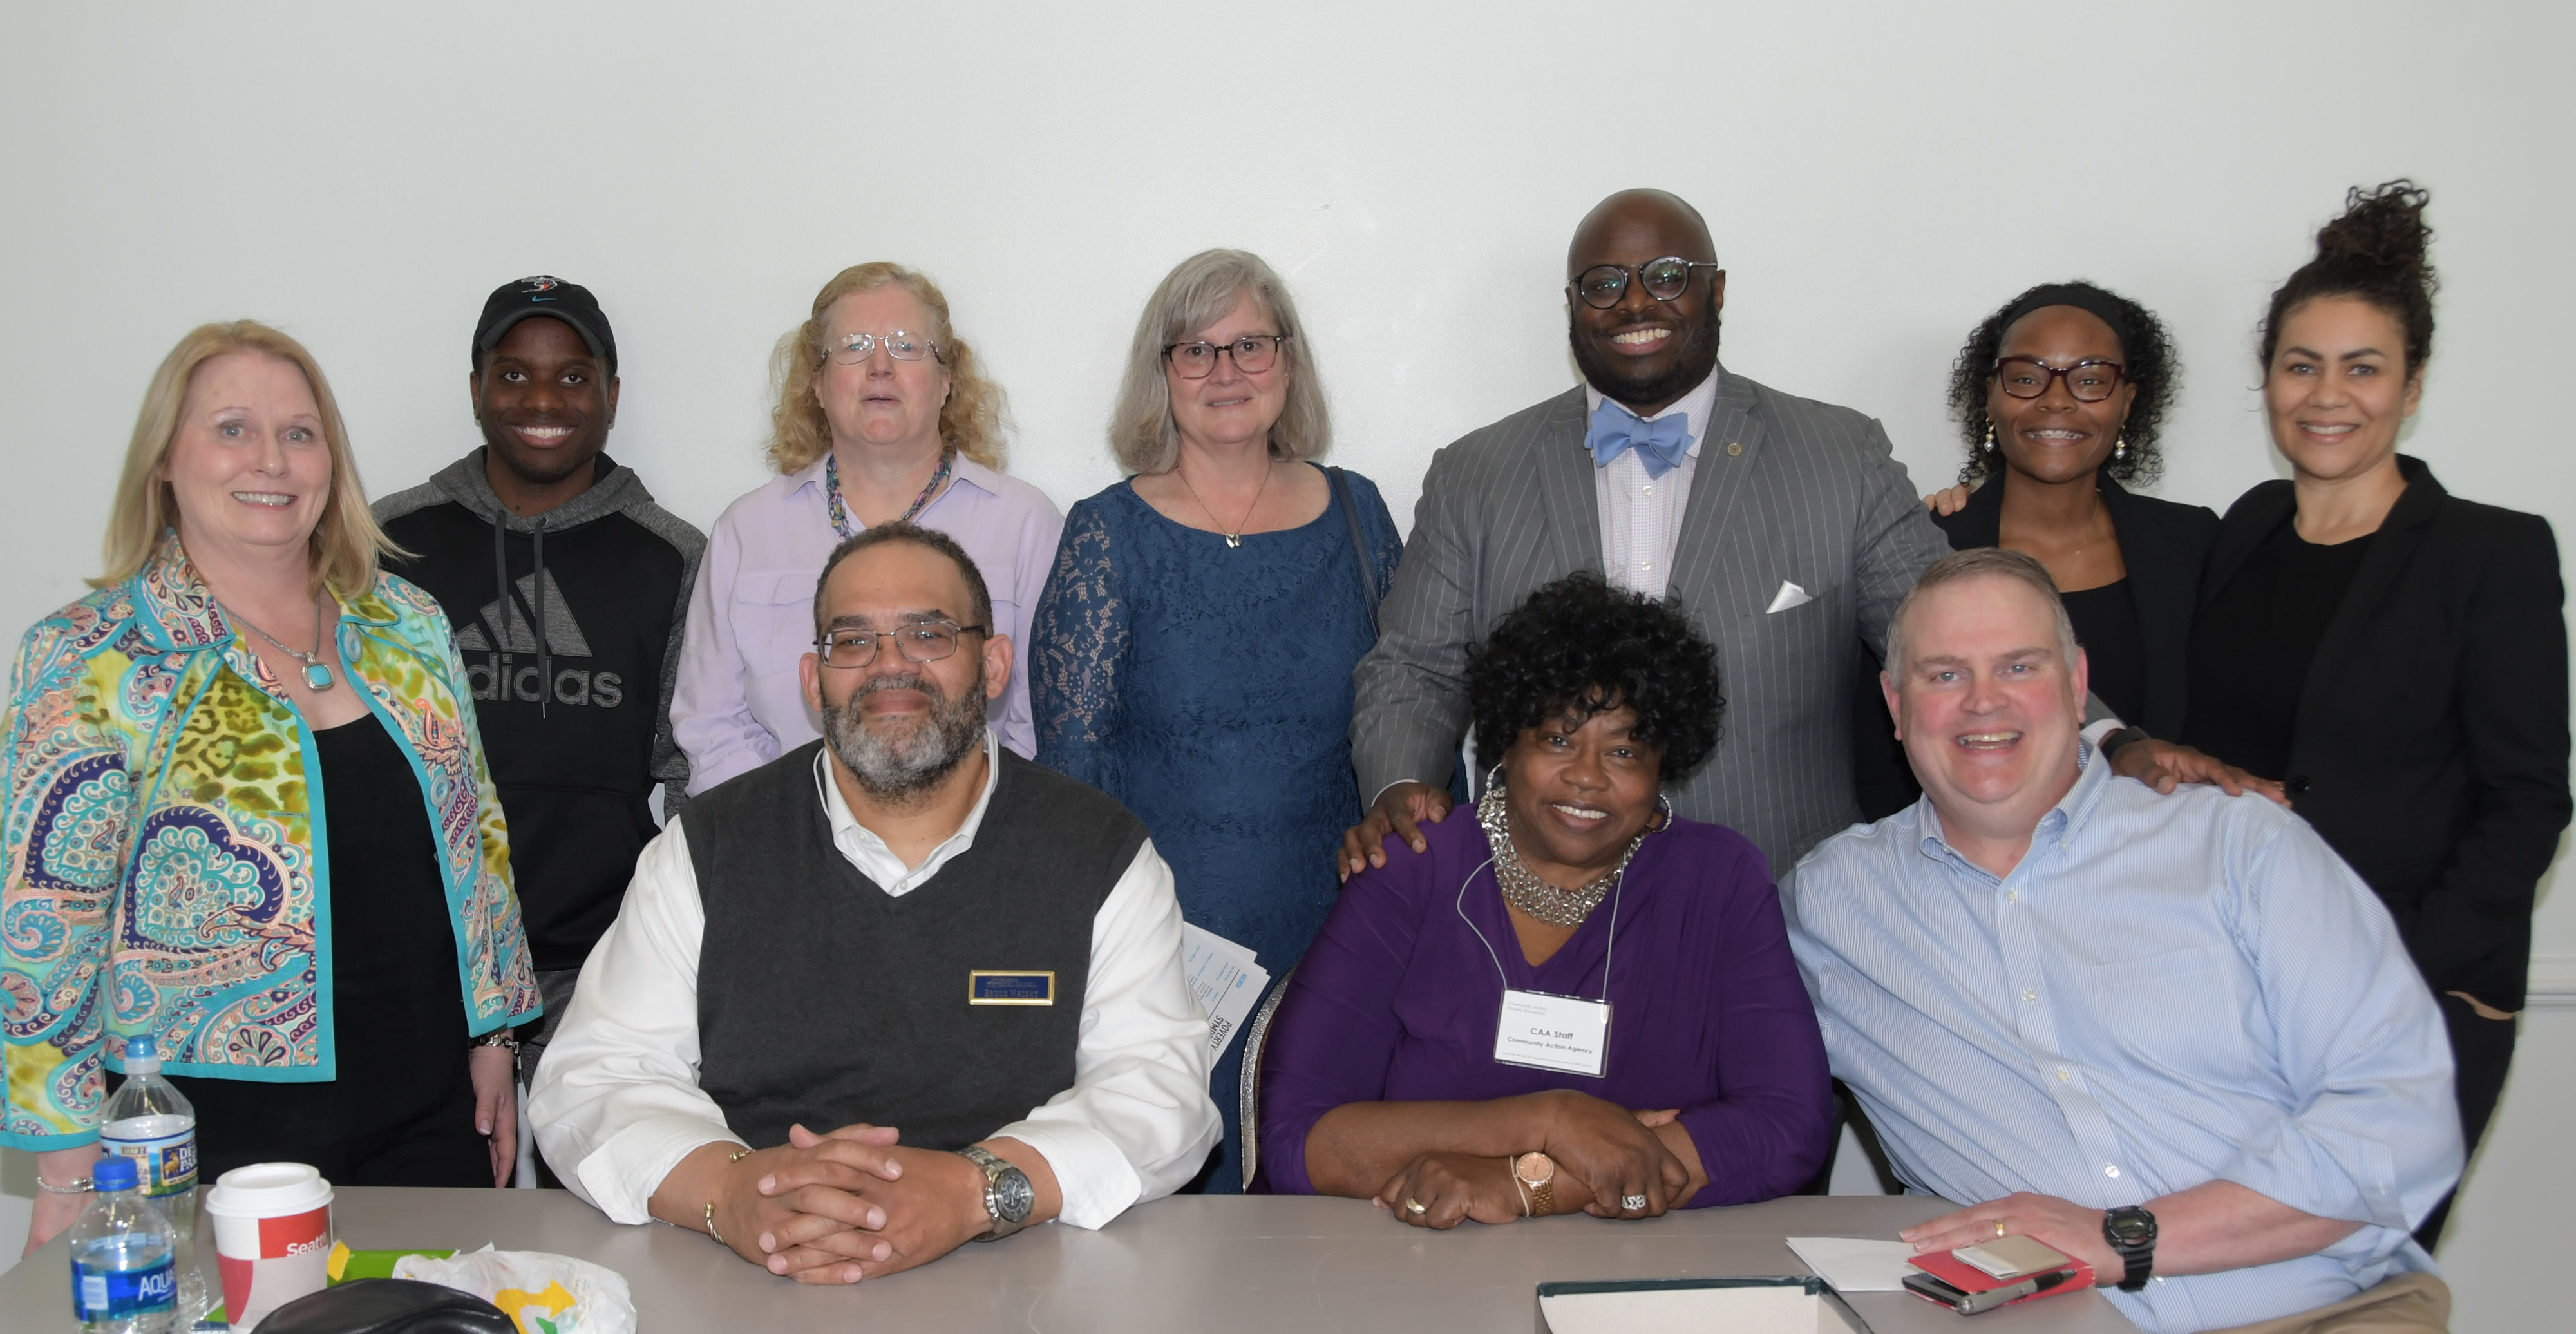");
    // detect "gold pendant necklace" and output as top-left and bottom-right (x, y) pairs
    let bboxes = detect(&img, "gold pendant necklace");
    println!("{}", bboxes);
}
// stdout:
(1177, 459), (1271, 549)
